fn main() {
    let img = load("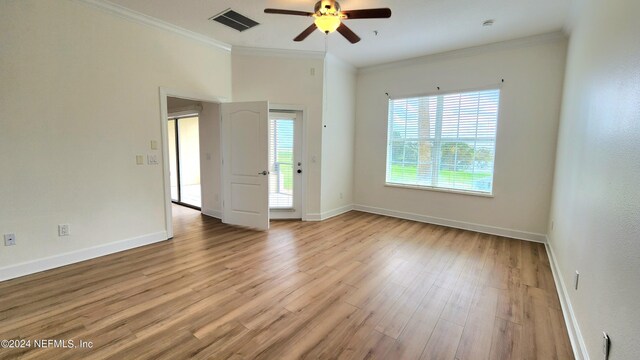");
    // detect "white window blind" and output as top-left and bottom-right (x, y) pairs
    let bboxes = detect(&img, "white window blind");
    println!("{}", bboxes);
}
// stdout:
(386, 89), (500, 194)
